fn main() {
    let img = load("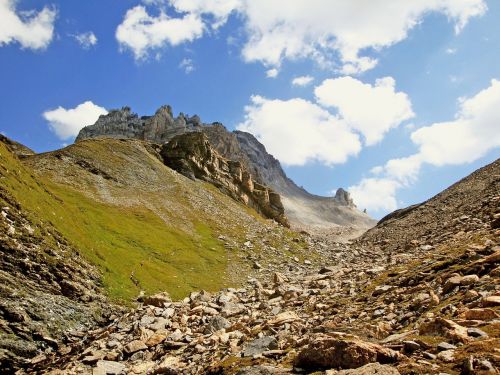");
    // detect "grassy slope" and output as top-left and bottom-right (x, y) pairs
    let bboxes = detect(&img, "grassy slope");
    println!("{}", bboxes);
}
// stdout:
(3, 138), (309, 303)
(1, 140), (232, 301)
